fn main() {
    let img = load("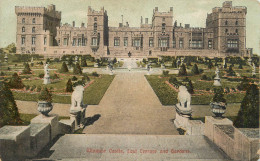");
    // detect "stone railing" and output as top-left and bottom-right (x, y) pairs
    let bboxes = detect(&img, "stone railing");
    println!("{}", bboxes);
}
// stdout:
(204, 116), (259, 161)
(0, 113), (82, 160)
